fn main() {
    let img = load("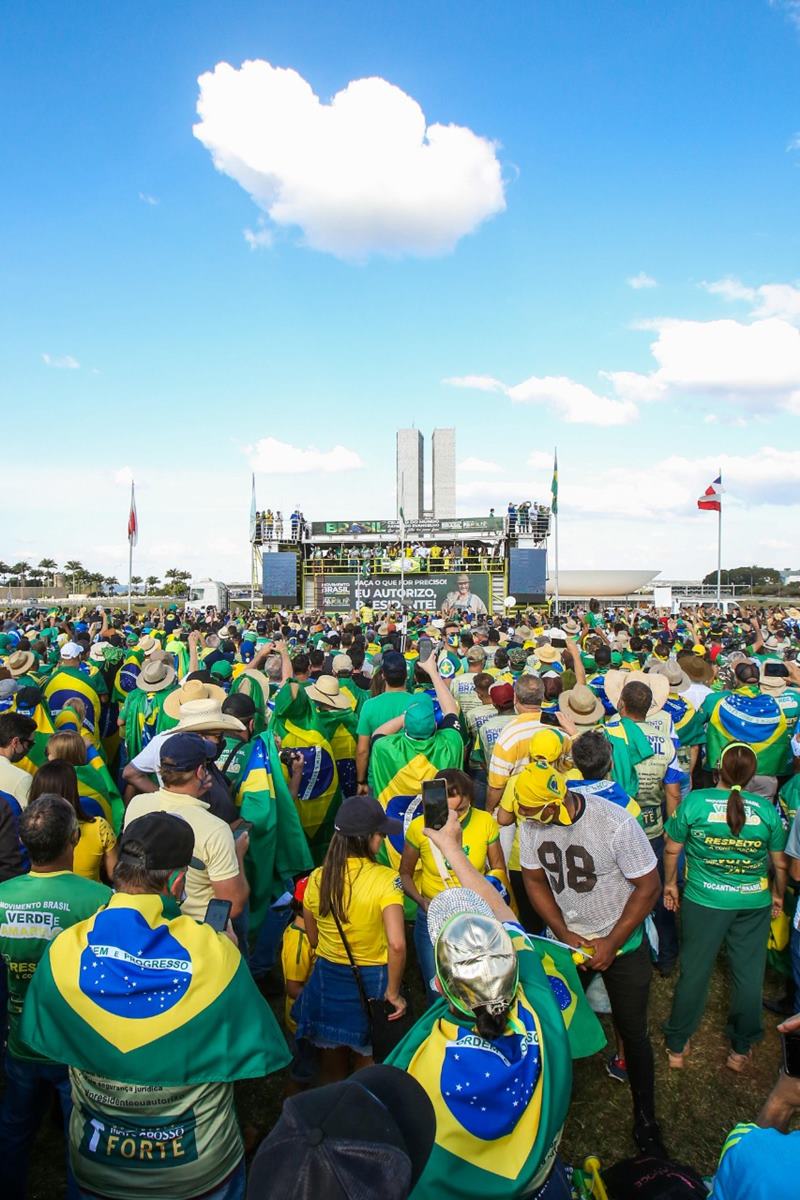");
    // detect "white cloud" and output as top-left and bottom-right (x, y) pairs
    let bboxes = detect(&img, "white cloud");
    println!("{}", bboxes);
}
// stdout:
(443, 375), (507, 394)
(42, 353), (79, 369)
(458, 456), (502, 472)
(243, 223), (273, 250)
(193, 59), (505, 260)
(627, 271), (657, 289)
(702, 277), (800, 325)
(649, 318), (800, 399)
(444, 373), (637, 426)
(138, 192), (159, 206)
(246, 436), (364, 474)
(602, 370), (666, 404)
